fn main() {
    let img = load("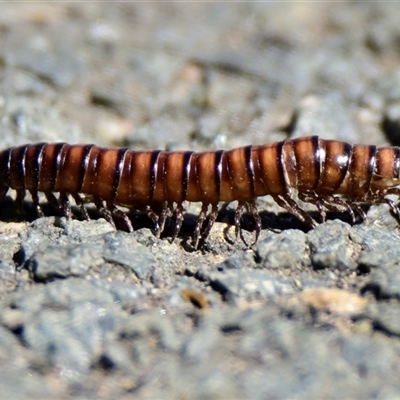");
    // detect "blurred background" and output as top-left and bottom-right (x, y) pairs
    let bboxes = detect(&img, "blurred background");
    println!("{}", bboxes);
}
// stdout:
(1, 2), (399, 152)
